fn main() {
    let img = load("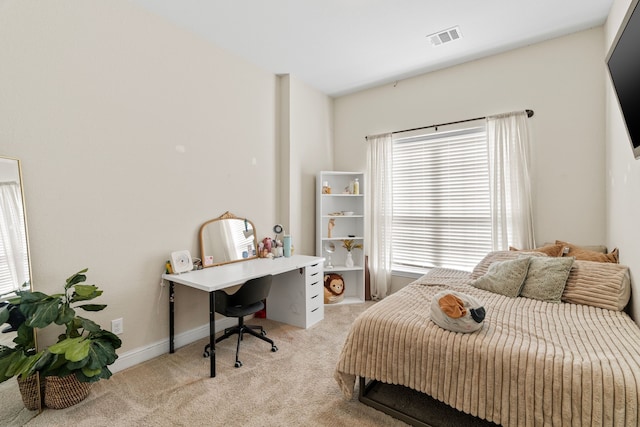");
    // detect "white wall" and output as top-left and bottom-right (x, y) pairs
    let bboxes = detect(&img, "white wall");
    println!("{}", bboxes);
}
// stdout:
(334, 28), (607, 289)
(285, 76), (334, 255)
(0, 0), (307, 357)
(605, 0), (640, 322)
